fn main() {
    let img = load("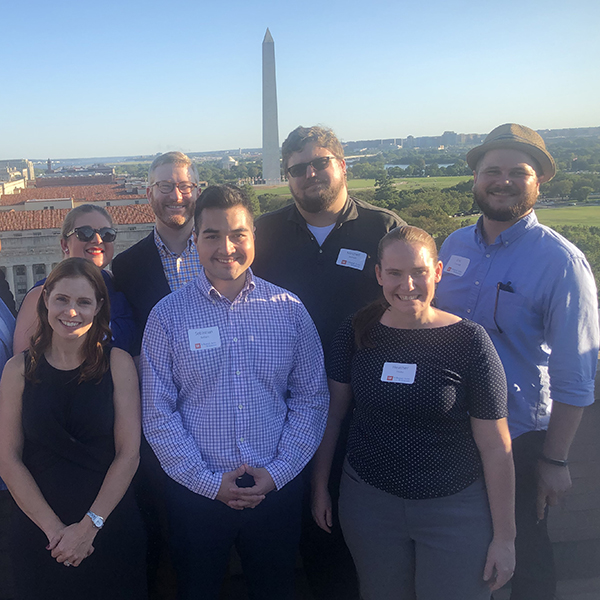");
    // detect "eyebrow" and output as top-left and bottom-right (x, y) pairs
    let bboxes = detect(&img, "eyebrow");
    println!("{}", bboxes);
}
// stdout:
(201, 227), (249, 234)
